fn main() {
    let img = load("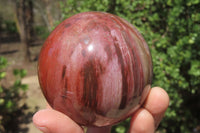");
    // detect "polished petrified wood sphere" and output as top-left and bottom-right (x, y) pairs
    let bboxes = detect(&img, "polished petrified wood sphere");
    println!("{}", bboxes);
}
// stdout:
(38, 12), (153, 127)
